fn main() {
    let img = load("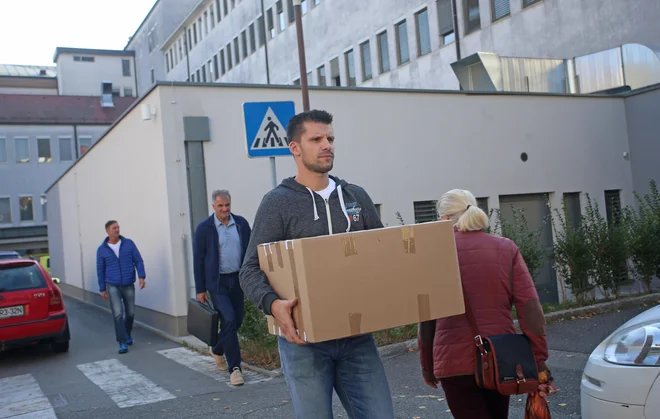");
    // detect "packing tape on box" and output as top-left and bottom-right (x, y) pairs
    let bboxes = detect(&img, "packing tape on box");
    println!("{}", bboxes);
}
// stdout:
(349, 312), (362, 334)
(402, 227), (416, 254)
(275, 242), (284, 269)
(342, 236), (358, 256)
(418, 294), (431, 321)
(287, 245), (305, 332)
(264, 244), (275, 272)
